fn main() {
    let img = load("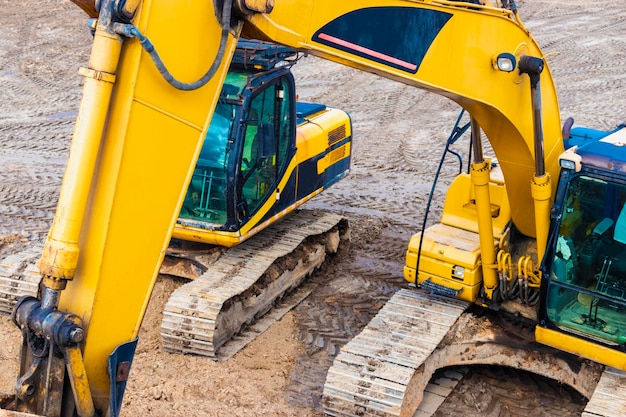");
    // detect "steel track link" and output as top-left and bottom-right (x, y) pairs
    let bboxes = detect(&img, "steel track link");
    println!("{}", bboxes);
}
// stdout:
(161, 210), (347, 360)
(322, 288), (469, 417)
(0, 246), (42, 315)
(583, 367), (626, 417)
